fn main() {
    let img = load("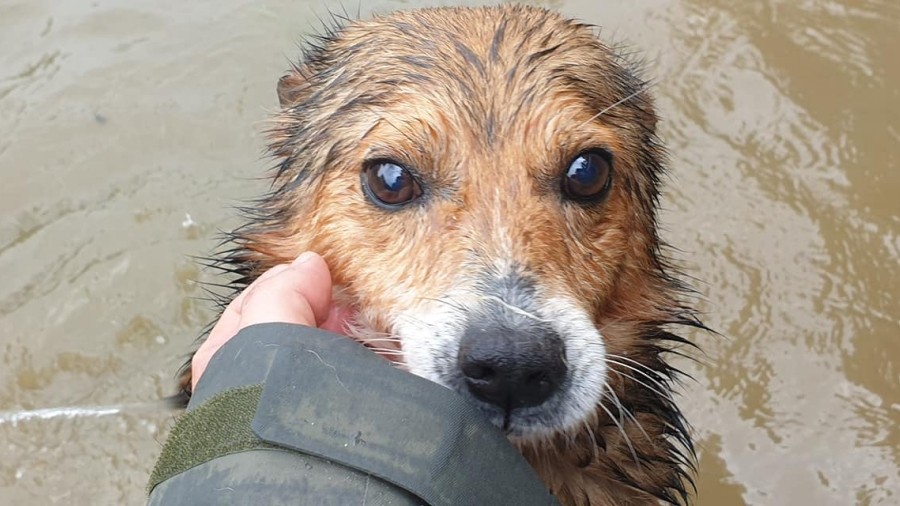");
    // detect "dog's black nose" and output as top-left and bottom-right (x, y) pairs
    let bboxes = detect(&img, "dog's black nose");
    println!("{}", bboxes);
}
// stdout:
(458, 313), (567, 410)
